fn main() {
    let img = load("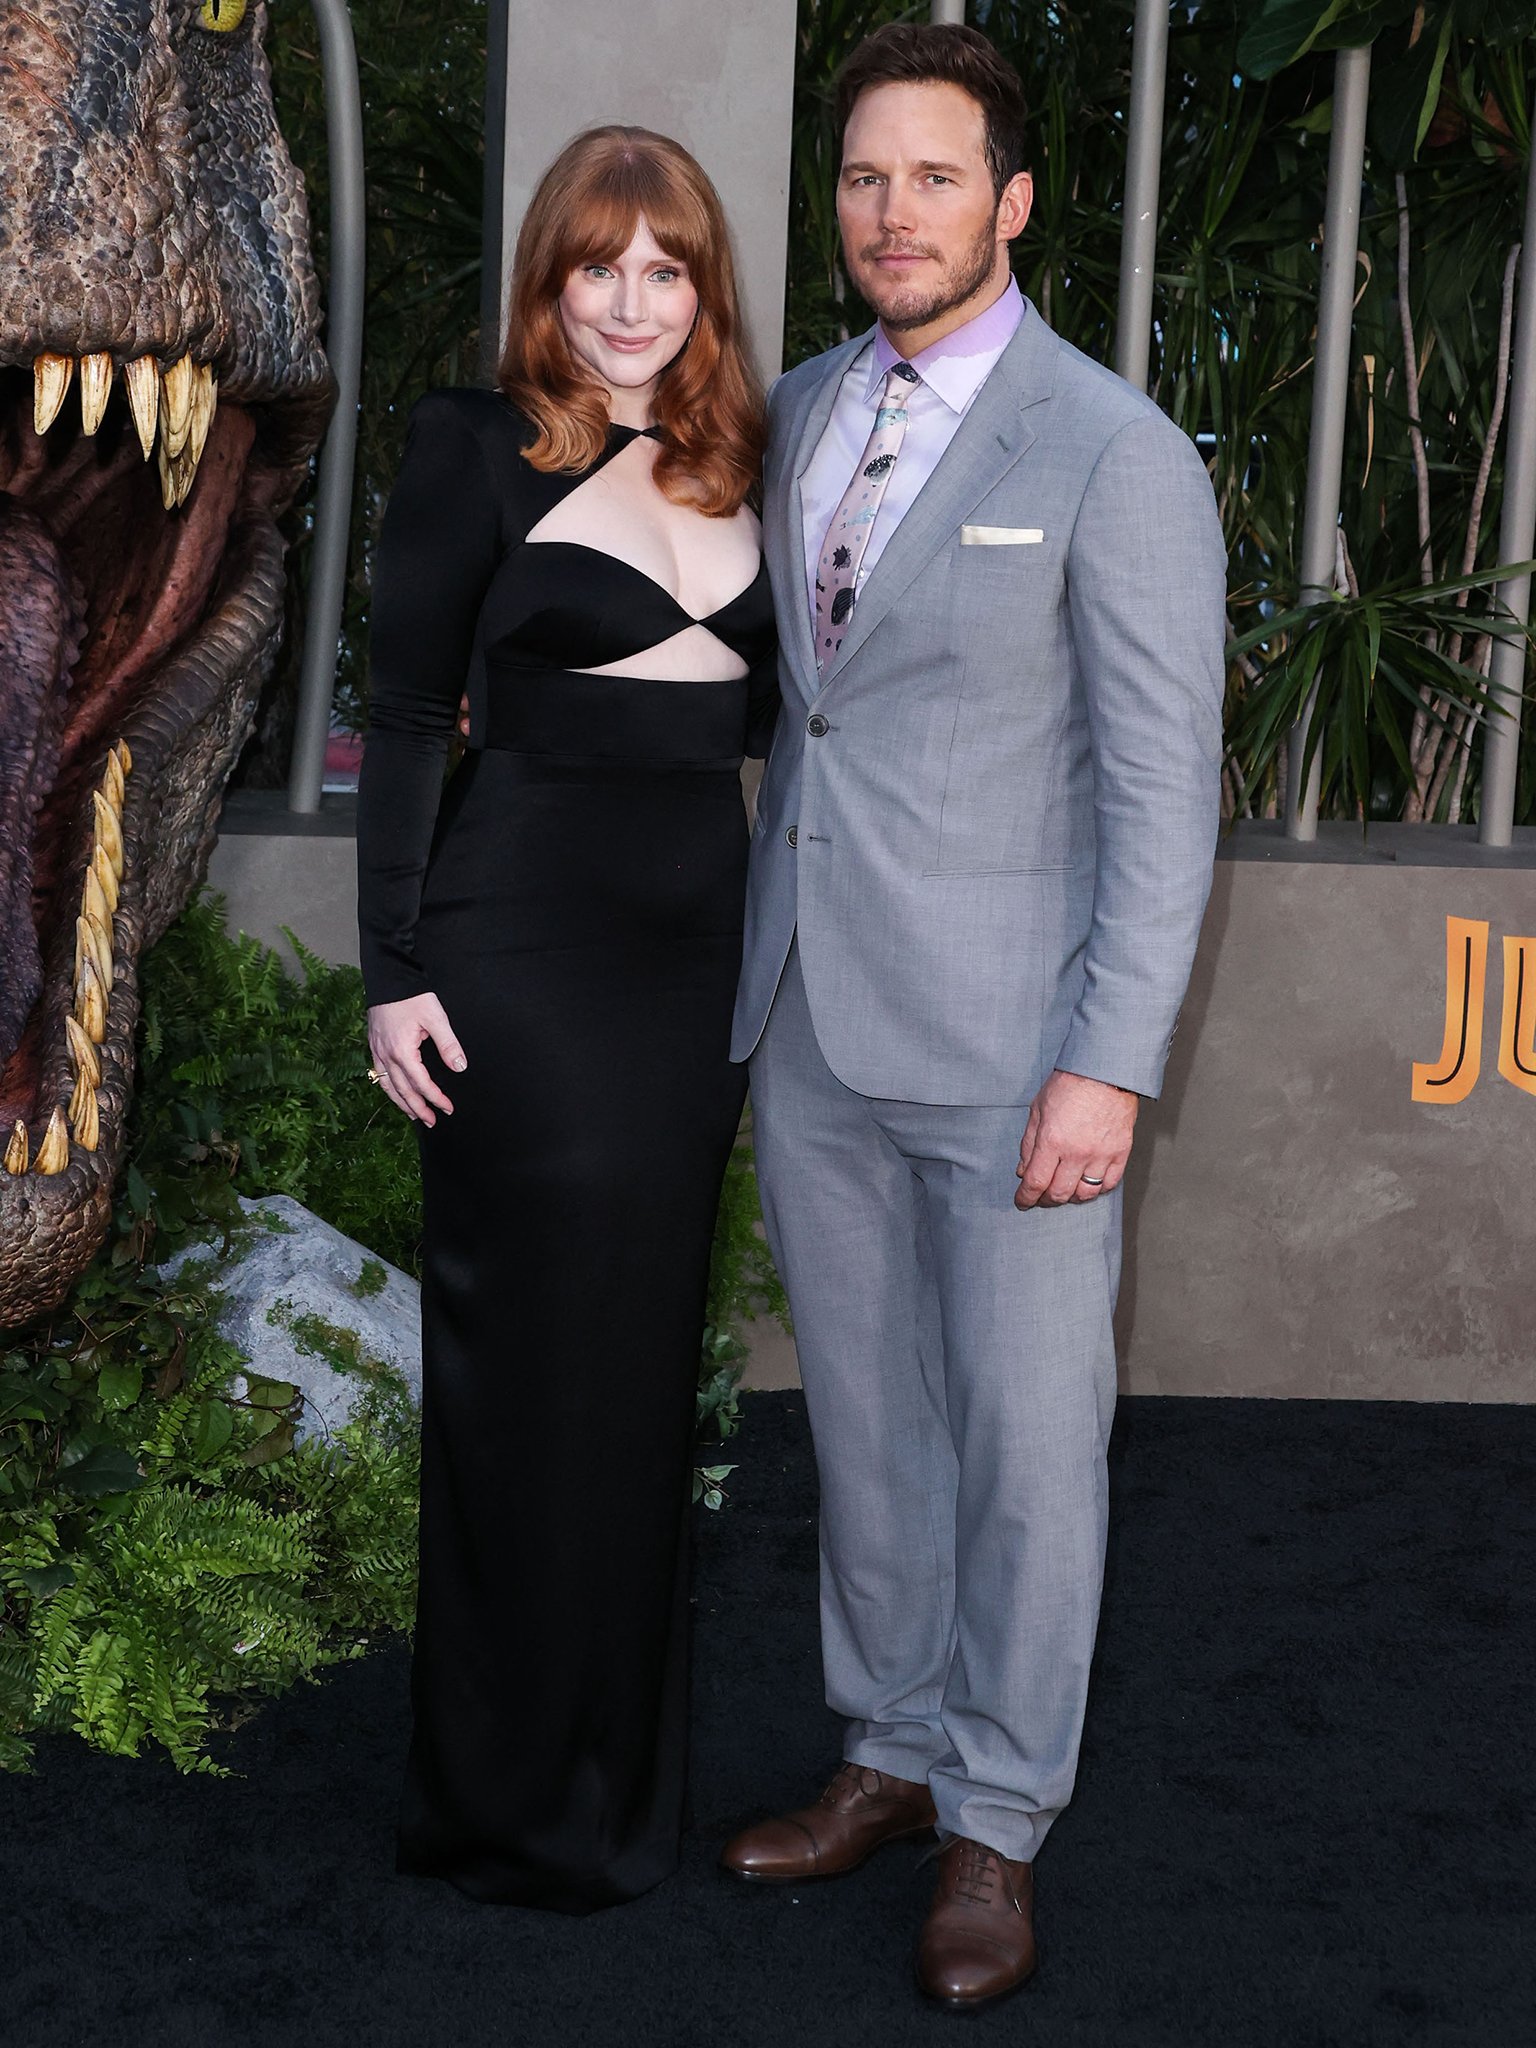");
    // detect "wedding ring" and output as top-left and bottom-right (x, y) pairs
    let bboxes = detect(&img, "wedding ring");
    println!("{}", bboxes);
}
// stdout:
(367, 1067), (383, 1085)
(1080, 1174), (1105, 1186)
